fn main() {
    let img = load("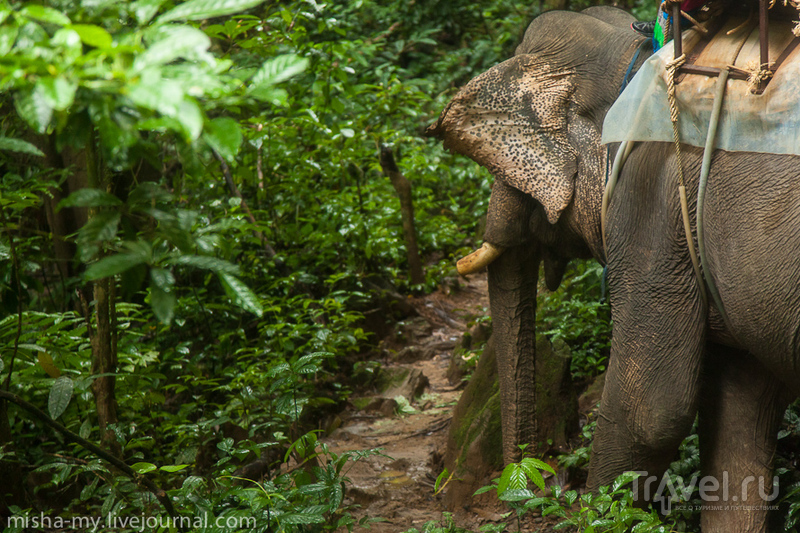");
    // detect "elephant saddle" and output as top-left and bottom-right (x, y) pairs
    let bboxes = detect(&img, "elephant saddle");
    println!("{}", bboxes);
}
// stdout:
(602, 7), (800, 156)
